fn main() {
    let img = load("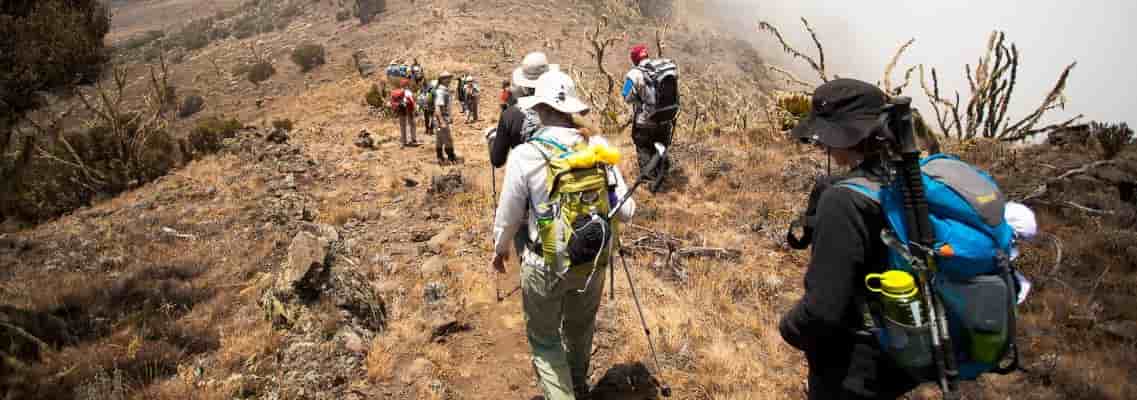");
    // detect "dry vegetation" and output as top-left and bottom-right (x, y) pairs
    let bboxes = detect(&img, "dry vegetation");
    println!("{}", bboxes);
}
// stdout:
(1, 0), (1134, 399)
